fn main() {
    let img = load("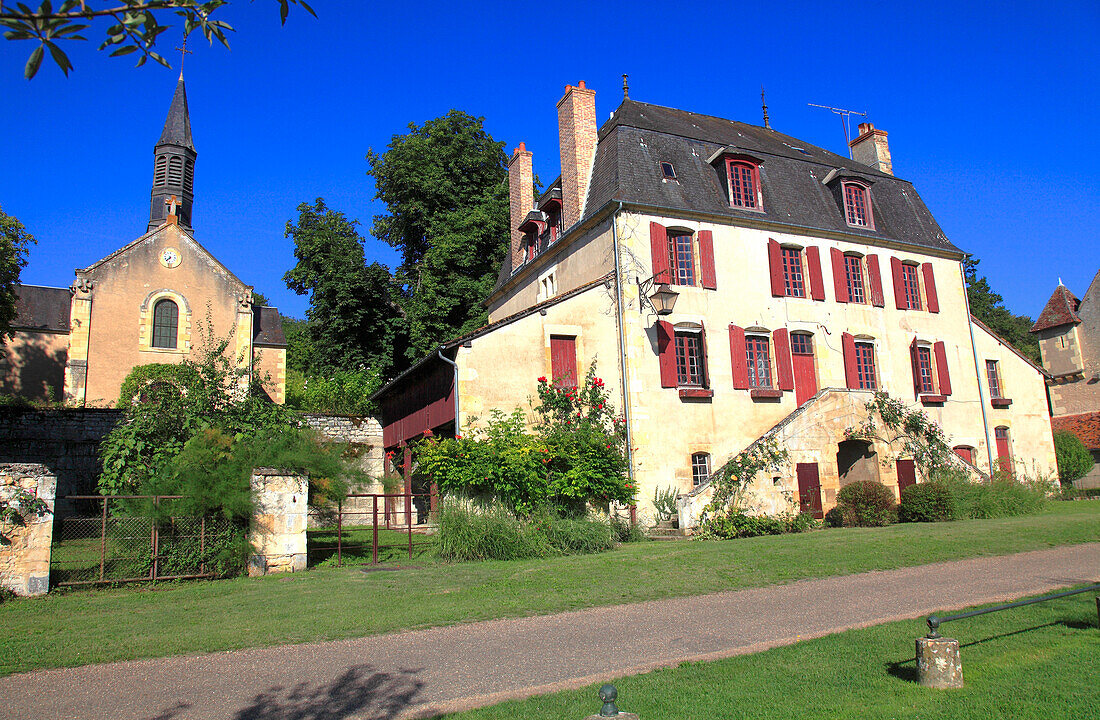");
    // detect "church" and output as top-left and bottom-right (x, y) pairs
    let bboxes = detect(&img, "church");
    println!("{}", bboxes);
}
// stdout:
(1, 74), (286, 406)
